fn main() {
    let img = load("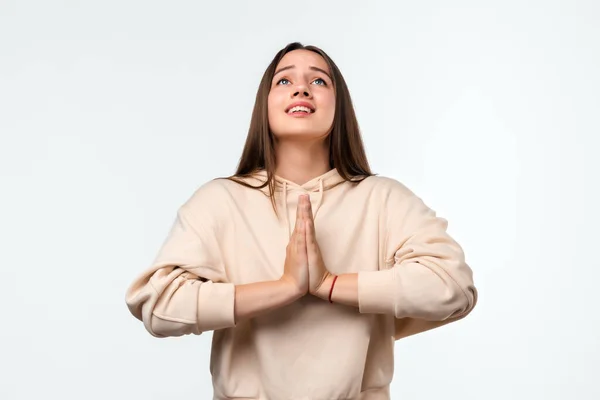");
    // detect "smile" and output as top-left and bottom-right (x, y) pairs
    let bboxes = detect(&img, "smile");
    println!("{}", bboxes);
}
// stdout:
(285, 101), (316, 115)
(287, 105), (314, 115)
